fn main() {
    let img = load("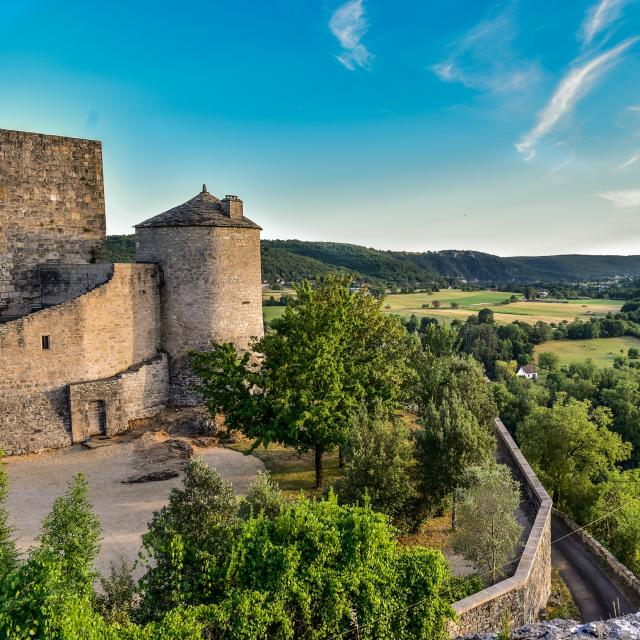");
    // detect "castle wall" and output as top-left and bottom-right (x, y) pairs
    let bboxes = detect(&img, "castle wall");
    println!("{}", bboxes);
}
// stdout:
(39, 264), (113, 307)
(69, 354), (168, 443)
(0, 264), (163, 455)
(136, 225), (263, 405)
(0, 129), (106, 319)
